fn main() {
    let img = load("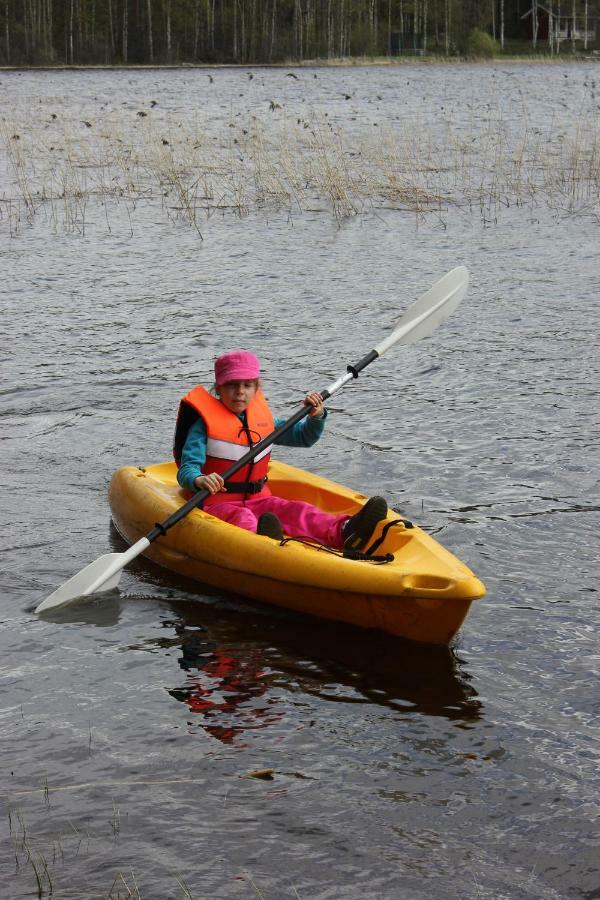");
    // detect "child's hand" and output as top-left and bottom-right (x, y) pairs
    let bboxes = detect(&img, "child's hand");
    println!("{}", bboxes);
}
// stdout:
(194, 473), (226, 494)
(304, 391), (325, 418)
